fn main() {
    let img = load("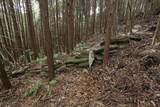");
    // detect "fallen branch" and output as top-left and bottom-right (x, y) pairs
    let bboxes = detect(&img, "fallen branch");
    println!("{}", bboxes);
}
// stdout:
(10, 66), (30, 78)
